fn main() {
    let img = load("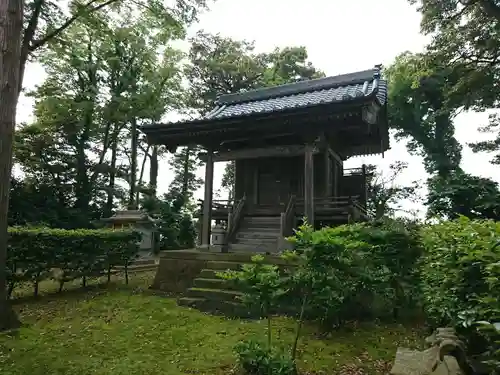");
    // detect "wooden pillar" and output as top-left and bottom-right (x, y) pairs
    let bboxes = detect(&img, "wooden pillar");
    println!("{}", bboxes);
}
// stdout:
(332, 161), (338, 198)
(324, 149), (332, 197)
(304, 142), (315, 226)
(201, 148), (214, 248)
